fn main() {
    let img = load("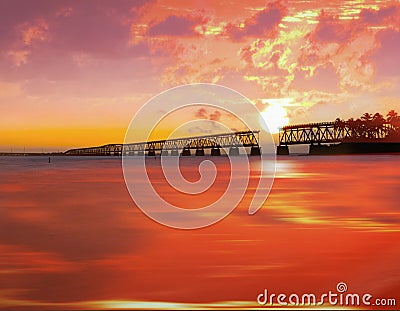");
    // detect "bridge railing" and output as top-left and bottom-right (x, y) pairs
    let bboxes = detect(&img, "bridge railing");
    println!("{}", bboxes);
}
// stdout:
(65, 130), (261, 156)
(279, 122), (393, 145)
